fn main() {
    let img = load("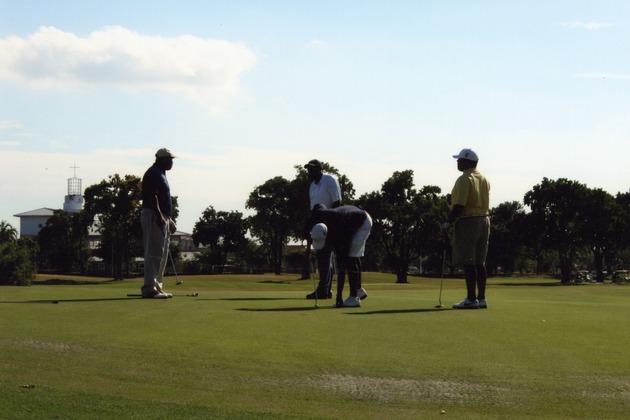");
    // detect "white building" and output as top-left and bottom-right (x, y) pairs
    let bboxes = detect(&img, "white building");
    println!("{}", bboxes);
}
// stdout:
(12, 207), (56, 238)
(12, 168), (195, 253)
